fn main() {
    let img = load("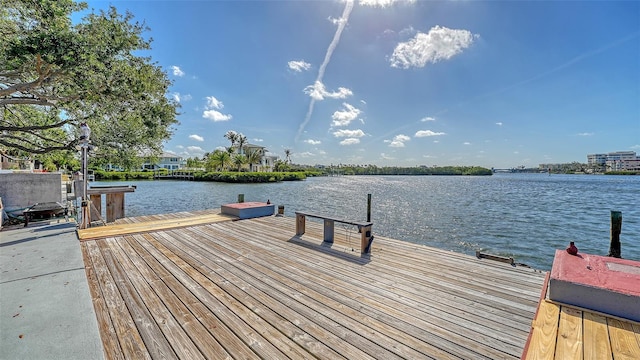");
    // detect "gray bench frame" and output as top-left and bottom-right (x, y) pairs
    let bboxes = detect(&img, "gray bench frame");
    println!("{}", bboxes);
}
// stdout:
(295, 211), (373, 253)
